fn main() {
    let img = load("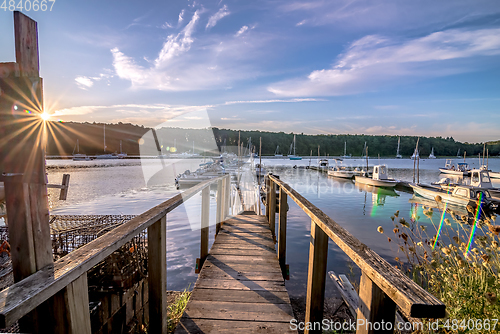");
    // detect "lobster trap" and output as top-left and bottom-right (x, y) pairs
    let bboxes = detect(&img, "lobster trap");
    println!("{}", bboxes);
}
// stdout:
(50, 215), (148, 291)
